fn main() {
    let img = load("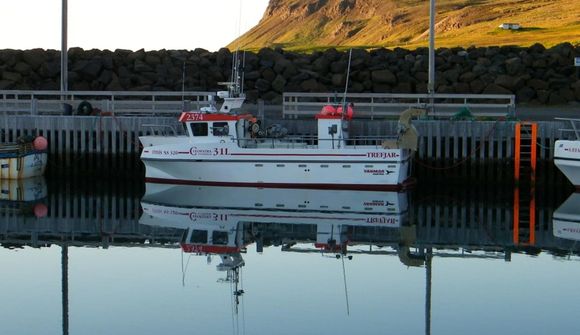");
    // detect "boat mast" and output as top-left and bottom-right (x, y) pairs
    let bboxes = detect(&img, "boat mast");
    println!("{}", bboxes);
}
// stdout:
(341, 49), (353, 113)
(341, 254), (351, 316)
